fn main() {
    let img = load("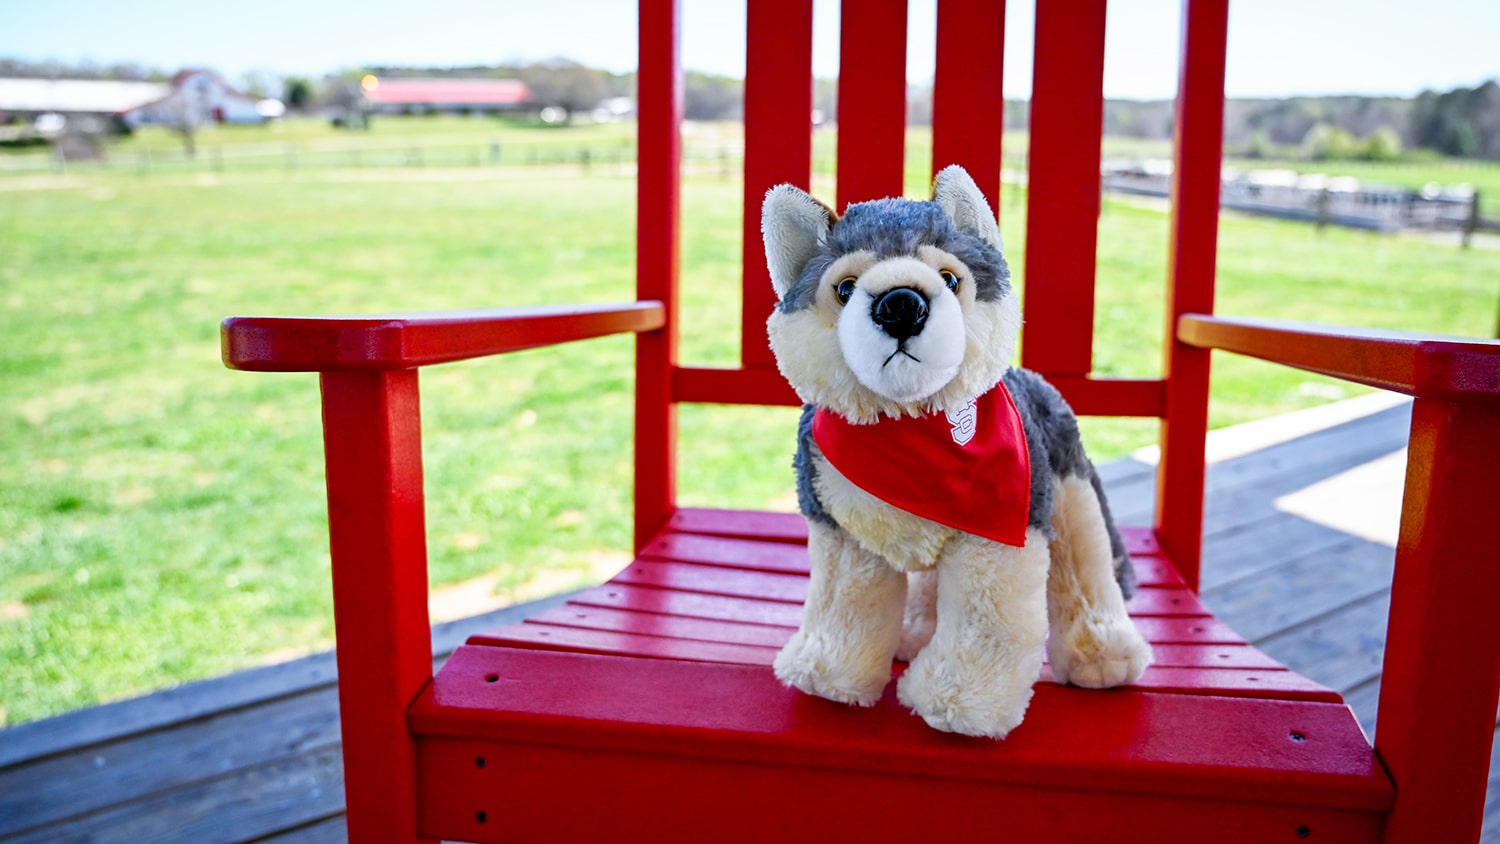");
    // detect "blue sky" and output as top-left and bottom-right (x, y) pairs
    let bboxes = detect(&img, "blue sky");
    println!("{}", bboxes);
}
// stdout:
(4, 0), (1498, 99)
